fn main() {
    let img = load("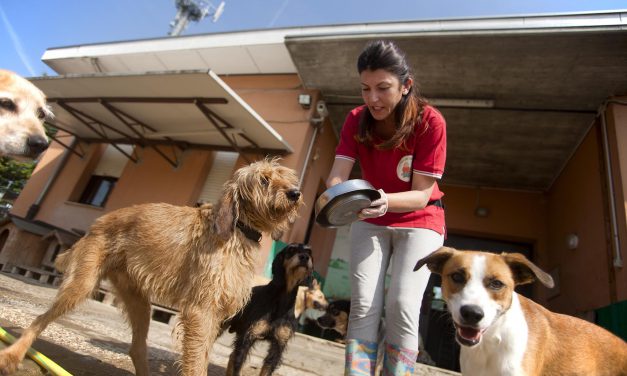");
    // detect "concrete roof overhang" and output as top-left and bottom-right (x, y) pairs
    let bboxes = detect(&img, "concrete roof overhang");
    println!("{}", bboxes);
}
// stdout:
(31, 70), (292, 166)
(285, 11), (627, 191)
(39, 10), (627, 190)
